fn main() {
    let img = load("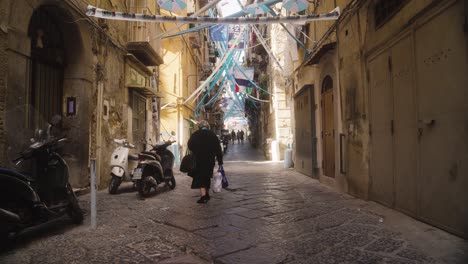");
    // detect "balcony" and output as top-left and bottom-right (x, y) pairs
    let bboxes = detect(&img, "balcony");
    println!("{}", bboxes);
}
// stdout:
(127, 1), (164, 66)
(188, 32), (202, 49)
